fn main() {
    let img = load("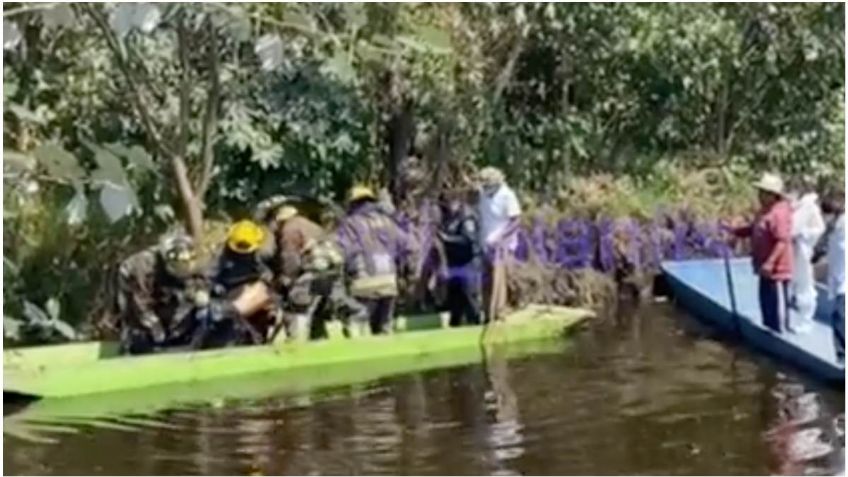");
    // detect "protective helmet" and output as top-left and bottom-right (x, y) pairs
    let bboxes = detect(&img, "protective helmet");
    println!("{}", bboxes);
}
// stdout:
(227, 220), (266, 254)
(348, 185), (376, 203)
(158, 232), (196, 276)
(159, 232), (195, 262)
(275, 205), (299, 223)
